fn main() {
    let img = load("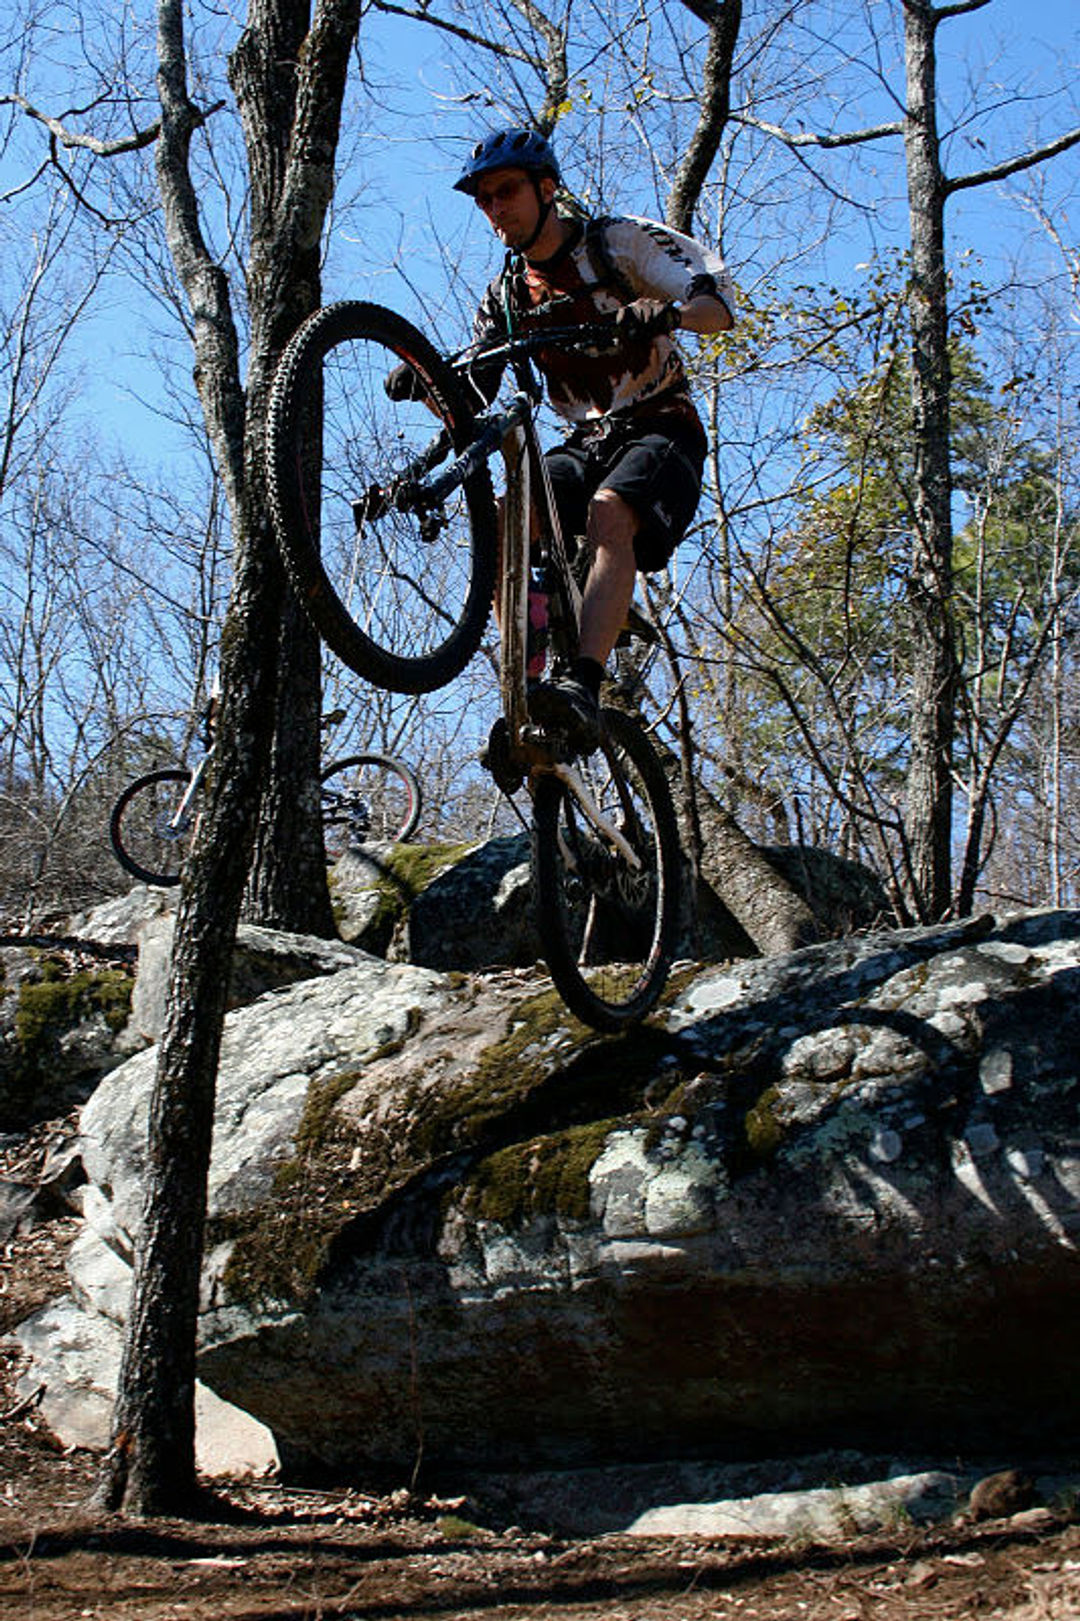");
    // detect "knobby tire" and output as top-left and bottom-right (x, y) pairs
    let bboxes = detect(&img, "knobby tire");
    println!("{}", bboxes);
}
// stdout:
(266, 301), (497, 695)
(531, 708), (682, 1031)
(108, 768), (195, 888)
